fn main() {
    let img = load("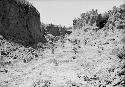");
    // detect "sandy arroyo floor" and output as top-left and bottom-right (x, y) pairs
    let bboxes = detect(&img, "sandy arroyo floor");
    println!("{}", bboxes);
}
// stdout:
(0, 29), (125, 87)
